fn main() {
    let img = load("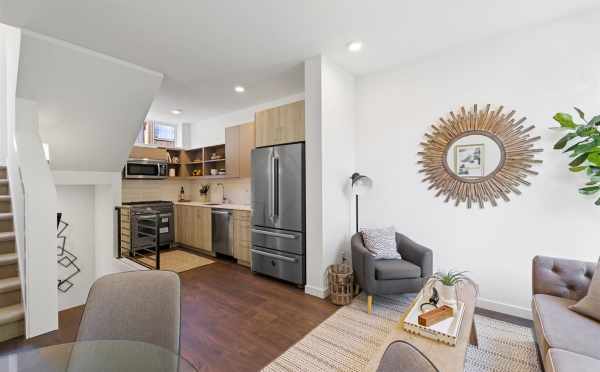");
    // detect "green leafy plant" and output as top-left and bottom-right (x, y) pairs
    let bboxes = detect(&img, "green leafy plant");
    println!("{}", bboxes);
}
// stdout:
(552, 108), (600, 205)
(430, 270), (474, 286)
(199, 184), (210, 195)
